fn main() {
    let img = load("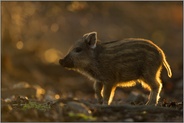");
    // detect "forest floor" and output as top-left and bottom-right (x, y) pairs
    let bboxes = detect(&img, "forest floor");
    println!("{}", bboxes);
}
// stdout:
(2, 63), (183, 122)
(2, 2), (183, 122)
